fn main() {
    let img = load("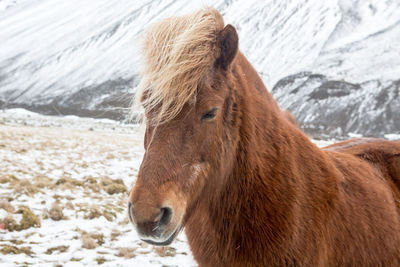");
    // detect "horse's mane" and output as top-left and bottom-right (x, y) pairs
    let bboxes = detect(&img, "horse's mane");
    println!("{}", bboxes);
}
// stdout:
(135, 8), (224, 125)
